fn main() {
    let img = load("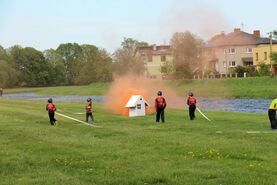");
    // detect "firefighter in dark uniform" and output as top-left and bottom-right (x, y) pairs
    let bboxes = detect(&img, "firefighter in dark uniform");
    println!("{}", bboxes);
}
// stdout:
(155, 91), (167, 123)
(46, 98), (57, 125)
(85, 98), (94, 124)
(187, 92), (197, 120)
